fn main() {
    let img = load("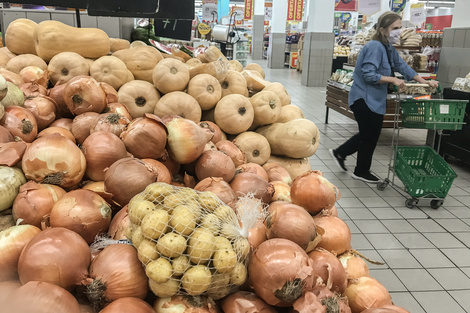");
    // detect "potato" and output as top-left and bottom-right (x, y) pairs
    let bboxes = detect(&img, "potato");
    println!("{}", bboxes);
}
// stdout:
(213, 248), (237, 273)
(207, 273), (231, 300)
(172, 255), (191, 277)
(199, 213), (220, 236)
(157, 232), (187, 258)
(198, 192), (219, 211)
(232, 237), (250, 260)
(182, 265), (212, 295)
(207, 285), (231, 300)
(177, 187), (199, 201)
(213, 204), (236, 222)
(149, 278), (180, 297)
(140, 209), (170, 240)
(129, 199), (156, 225)
(214, 236), (232, 250)
(131, 226), (145, 248)
(170, 205), (196, 236)
(219, 222), (239, 240)
(143, 182), (174, 203)
(164, 188), (198, 211)
(187, 228), (216, 264)
(146, 257), (172, 283)
(230, 262), (247, 286)
(138, 239), (158, 264)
